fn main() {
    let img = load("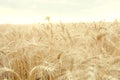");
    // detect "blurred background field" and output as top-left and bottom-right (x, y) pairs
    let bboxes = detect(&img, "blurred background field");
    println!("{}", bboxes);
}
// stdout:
(0, 21), (120, 80)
